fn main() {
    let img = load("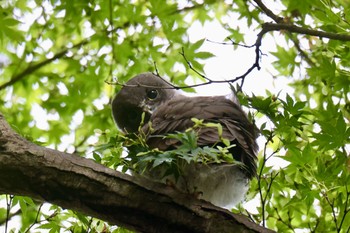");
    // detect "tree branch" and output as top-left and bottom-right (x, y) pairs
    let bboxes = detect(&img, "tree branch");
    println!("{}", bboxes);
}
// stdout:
(254, 0), (350, 42)
(107, 9), (350, 91)
(252, 0), (284, 23)
(253, 0), (349, 67)
(256, 1), (316, 67)
(262, 22), (350, 41)
(0, 40), (88, 91)
(0, 113), (274, 233)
